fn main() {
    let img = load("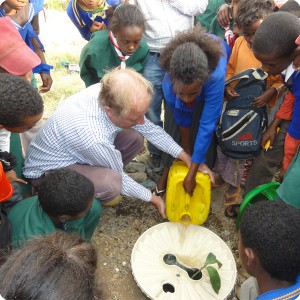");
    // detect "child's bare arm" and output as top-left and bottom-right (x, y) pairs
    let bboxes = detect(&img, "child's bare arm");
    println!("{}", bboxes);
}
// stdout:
(252, 88), (277, 107)
(32, 37), (53, 93)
